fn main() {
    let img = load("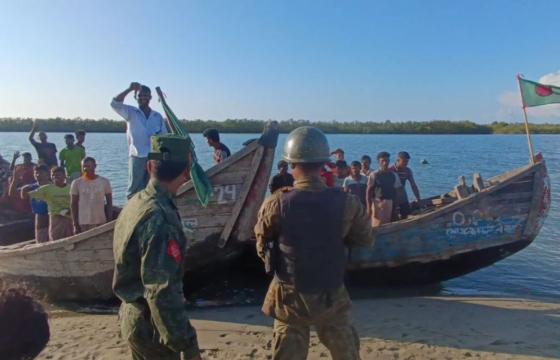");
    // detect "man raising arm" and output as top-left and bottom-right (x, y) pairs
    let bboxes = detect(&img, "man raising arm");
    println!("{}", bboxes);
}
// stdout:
(111, 82), (168, 199)
(28, 120), (58, 168)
